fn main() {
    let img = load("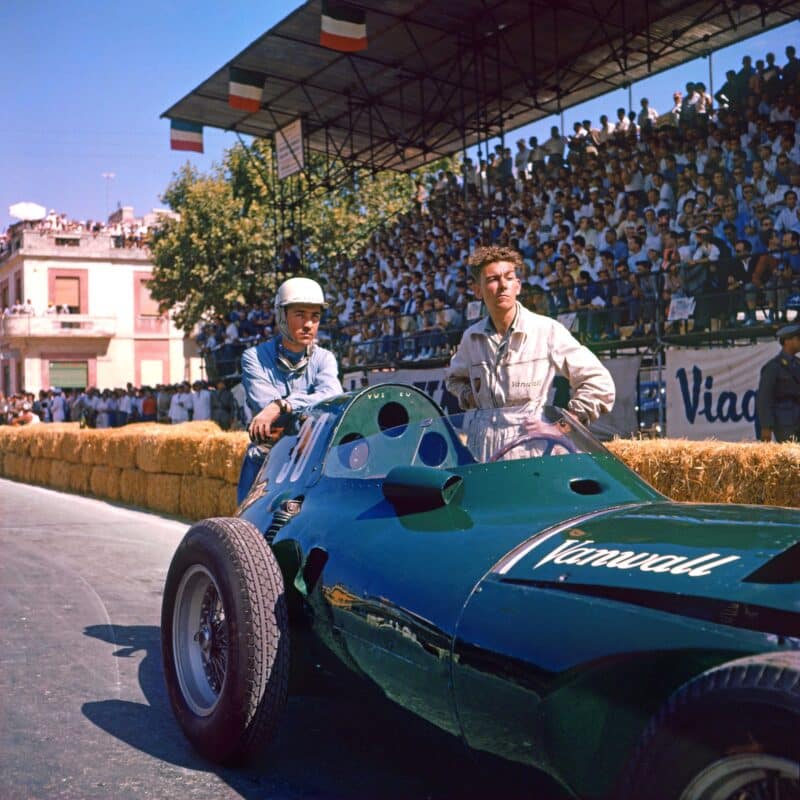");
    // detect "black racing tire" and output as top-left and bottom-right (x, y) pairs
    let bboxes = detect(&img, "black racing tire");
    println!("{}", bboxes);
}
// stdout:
(161, 517), (289, 766)
(620, 652), (800, 800)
